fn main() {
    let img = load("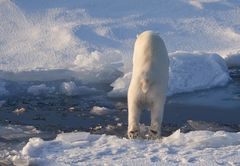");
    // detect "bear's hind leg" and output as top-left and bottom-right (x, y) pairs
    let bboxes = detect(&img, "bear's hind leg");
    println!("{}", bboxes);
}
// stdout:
(128, 99), (141, 139)
(149, 98), (165, 139)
